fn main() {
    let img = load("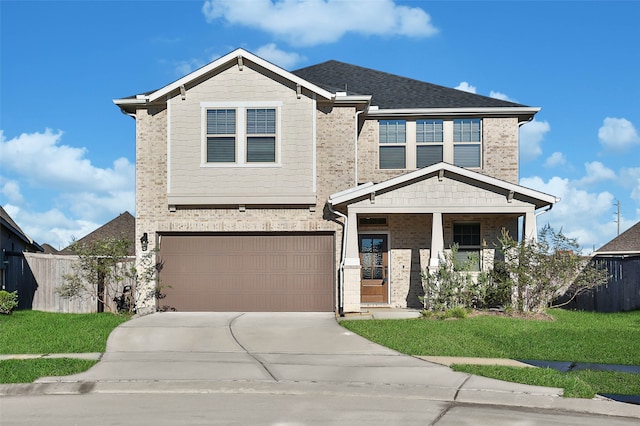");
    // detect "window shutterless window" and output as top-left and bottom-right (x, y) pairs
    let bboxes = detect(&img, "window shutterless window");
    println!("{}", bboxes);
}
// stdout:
(453, 118), (481, 168)
(453, 222), (481, 271)
(206, 109), (236, 163)
(416, 119), (443, 168)
(246, 108), (276, 163)
(379, 120), (406, 169)
(202, 102), (280, 166)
